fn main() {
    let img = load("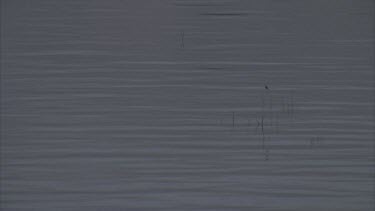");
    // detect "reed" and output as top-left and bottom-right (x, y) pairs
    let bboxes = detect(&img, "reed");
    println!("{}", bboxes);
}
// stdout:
(276, 113), (279, 134)
(255, 116), (261, 134)
(180, 31), (185, 48)
(232, 112), (235, 127)
(290, 90), (294, 118)
(264, 148), (269, 161)
(261, 115), (265, 149)
(310, 136), (322, 148)
(261, 94), (265, 115)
